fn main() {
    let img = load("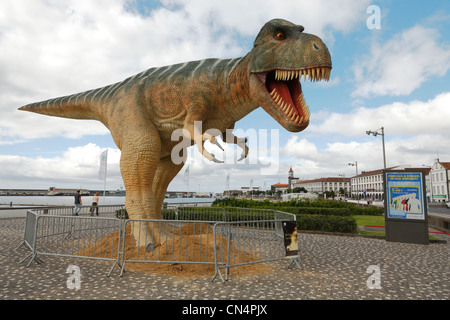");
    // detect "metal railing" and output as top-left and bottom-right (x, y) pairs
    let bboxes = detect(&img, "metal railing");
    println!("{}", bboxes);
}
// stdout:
(16, 205), (300, 281)
(118, 219), (218, 276)
(16, 211), (124, 276)
(32, 205), (125, 217)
